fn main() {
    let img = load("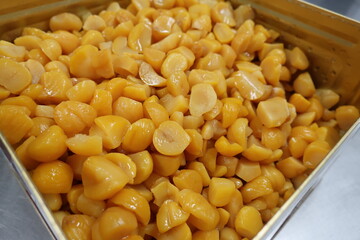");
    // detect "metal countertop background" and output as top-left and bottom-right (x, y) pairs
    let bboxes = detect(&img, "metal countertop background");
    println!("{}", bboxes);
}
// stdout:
(0, 1), (360, 239)
(275, 121), (360, 239)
